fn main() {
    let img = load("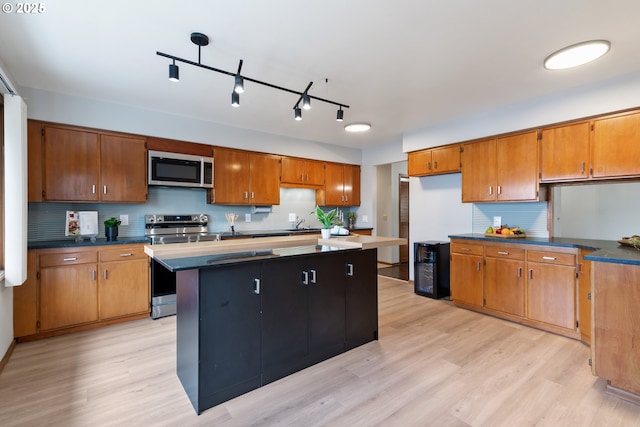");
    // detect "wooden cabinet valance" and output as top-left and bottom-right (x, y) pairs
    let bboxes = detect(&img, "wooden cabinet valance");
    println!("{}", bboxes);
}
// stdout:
(408, 144), (460, 177)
